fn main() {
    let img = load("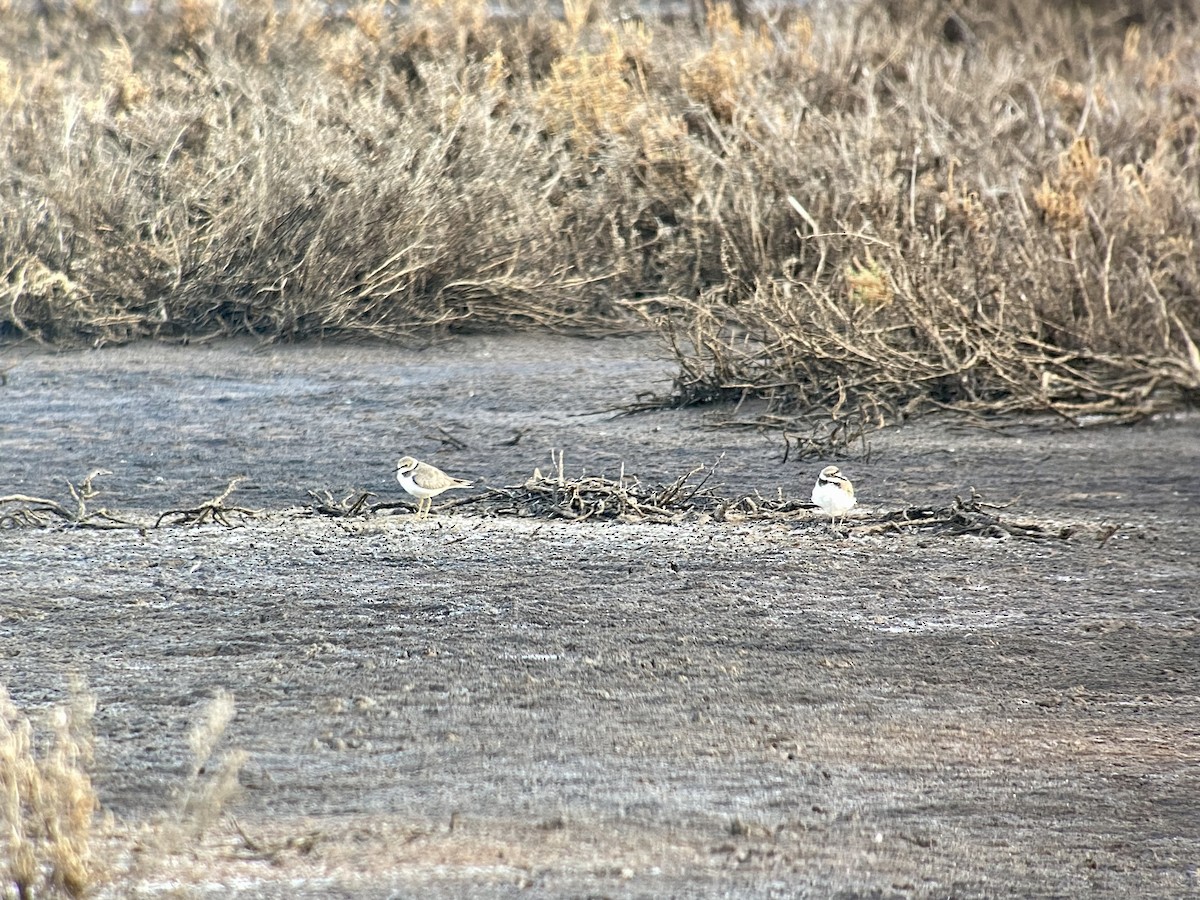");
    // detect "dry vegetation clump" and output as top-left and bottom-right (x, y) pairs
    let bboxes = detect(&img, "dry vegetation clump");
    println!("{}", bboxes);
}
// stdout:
(631, 0), (1200, 447)
(468, 455), (1076, 539)
(1, 682), (99, 899)
(304, 452), (1077, 539)
(305, 452), (737, 522)
(477, 450), (732, 522)
(0, 0), (619, 344)
(0, 0), (1197, 443)
(1, 683), (247, 897)
(852, 489), (1075, 541)
(0, 470), (139, 530)
(0, 471), (264, 531)
(154, 476), (262, 527)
